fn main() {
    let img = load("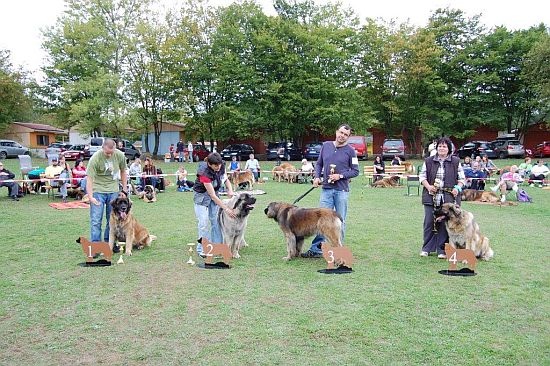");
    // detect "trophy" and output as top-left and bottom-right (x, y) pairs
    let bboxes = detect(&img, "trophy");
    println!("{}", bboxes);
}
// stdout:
(186, 243), (196, 265)
(432, 178), (442, 194)
(117, 242), (125, 264)
(327, 164), (337, 183)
